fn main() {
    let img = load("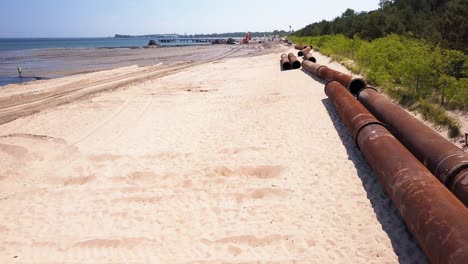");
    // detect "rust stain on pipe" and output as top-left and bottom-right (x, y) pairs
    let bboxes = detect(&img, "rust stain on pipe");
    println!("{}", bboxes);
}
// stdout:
(303, 53), (316, 63)
(298, 46), (312, 57)
(325, 81), (468, 264)
(288, 53), (301, 69)
(280, 54), (291, 70)
(357, 87), (468, 206)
